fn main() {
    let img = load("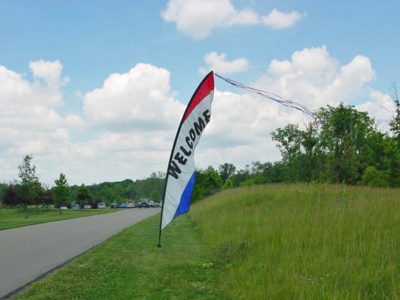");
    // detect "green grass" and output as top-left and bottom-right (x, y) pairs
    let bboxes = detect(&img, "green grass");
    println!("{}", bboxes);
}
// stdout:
(190, 184), (400, 299)
(0, 208), (121, 231)
(15, 184), (400, 299)
(15, 214), (224, 300)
